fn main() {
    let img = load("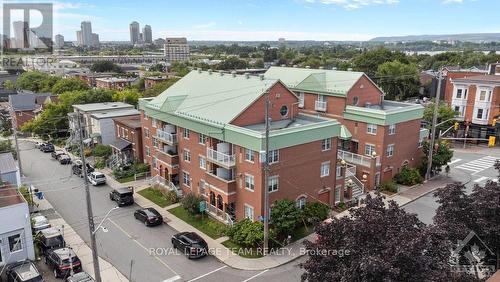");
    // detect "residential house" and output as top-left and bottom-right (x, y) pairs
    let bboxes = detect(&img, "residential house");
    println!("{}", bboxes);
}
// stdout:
(144, 76), (168, 89)
(0, 187), (35, 267)
(95, 77), (138, 90)
(139, 70), (343, 222)
(9, 93), (58, 130)
(0, 153), (21, 188)
(110, 115), (143, 167)
(89, 109), (140, 145)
